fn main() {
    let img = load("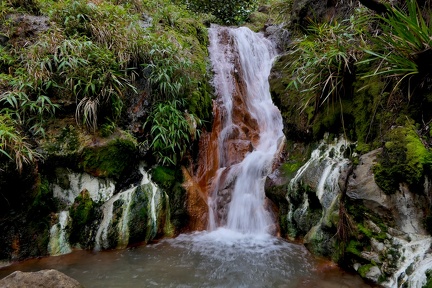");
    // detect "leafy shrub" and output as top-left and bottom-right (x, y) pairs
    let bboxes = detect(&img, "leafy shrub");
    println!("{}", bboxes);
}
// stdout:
(143, 42), (192, 102)
(144, 99), (201, 166)
(23, 36), (135, 131)
(0, 113), (40, 172)
(185, 0), (258, 24)
(360, 0), (432, 97)
(0, 69), (59, 137)
(284, 18), (362, 117)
